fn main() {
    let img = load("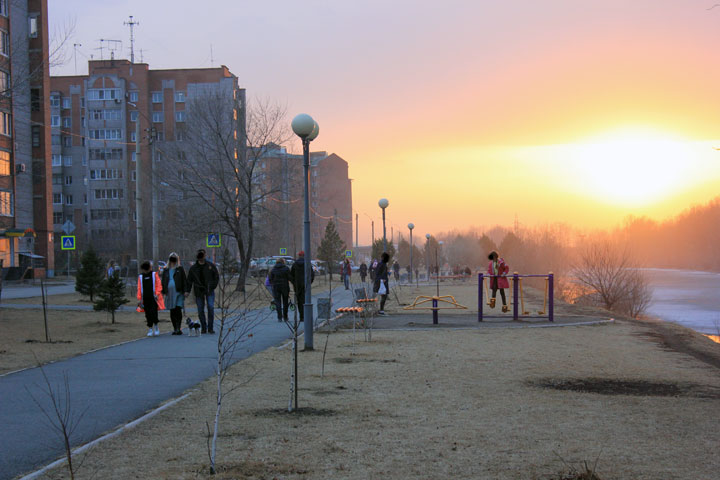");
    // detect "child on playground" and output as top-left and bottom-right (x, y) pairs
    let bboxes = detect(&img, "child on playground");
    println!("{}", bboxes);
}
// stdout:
(137, 260), (165, 336)
(487, 251), (509, 313)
